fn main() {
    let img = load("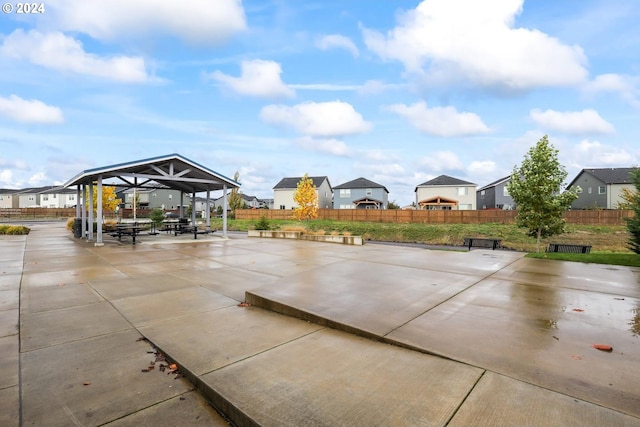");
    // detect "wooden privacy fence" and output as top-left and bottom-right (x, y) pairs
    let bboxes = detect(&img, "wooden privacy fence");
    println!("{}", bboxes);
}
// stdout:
(0, 208), (116, 219)
(236, 208), (633, 226)
(1, 208), (632, 226)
